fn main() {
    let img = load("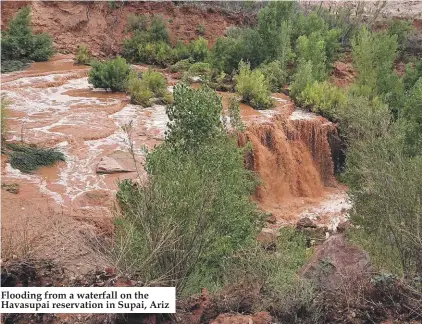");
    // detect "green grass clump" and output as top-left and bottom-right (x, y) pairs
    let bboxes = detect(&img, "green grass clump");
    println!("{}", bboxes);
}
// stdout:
(7, 144), (65, 173)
